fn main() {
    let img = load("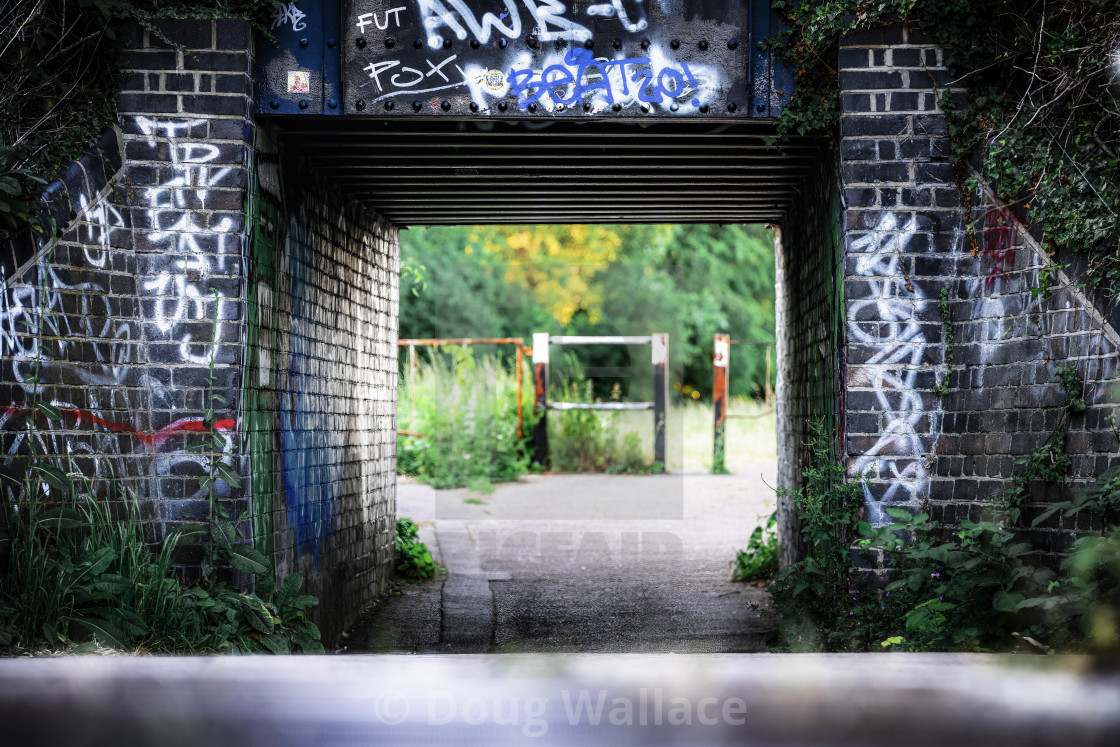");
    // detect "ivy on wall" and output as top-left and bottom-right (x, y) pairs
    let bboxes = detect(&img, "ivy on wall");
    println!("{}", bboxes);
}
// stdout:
(0, 0), (280, 235)
(769, 0), (1119, 294)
